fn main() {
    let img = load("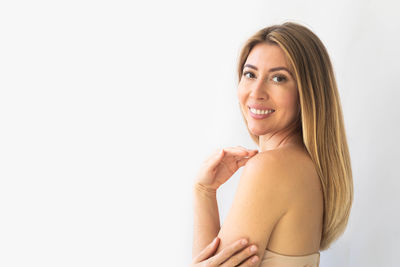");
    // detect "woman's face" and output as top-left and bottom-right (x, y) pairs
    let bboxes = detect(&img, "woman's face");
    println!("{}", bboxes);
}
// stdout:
(238, 42), (299, 137)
